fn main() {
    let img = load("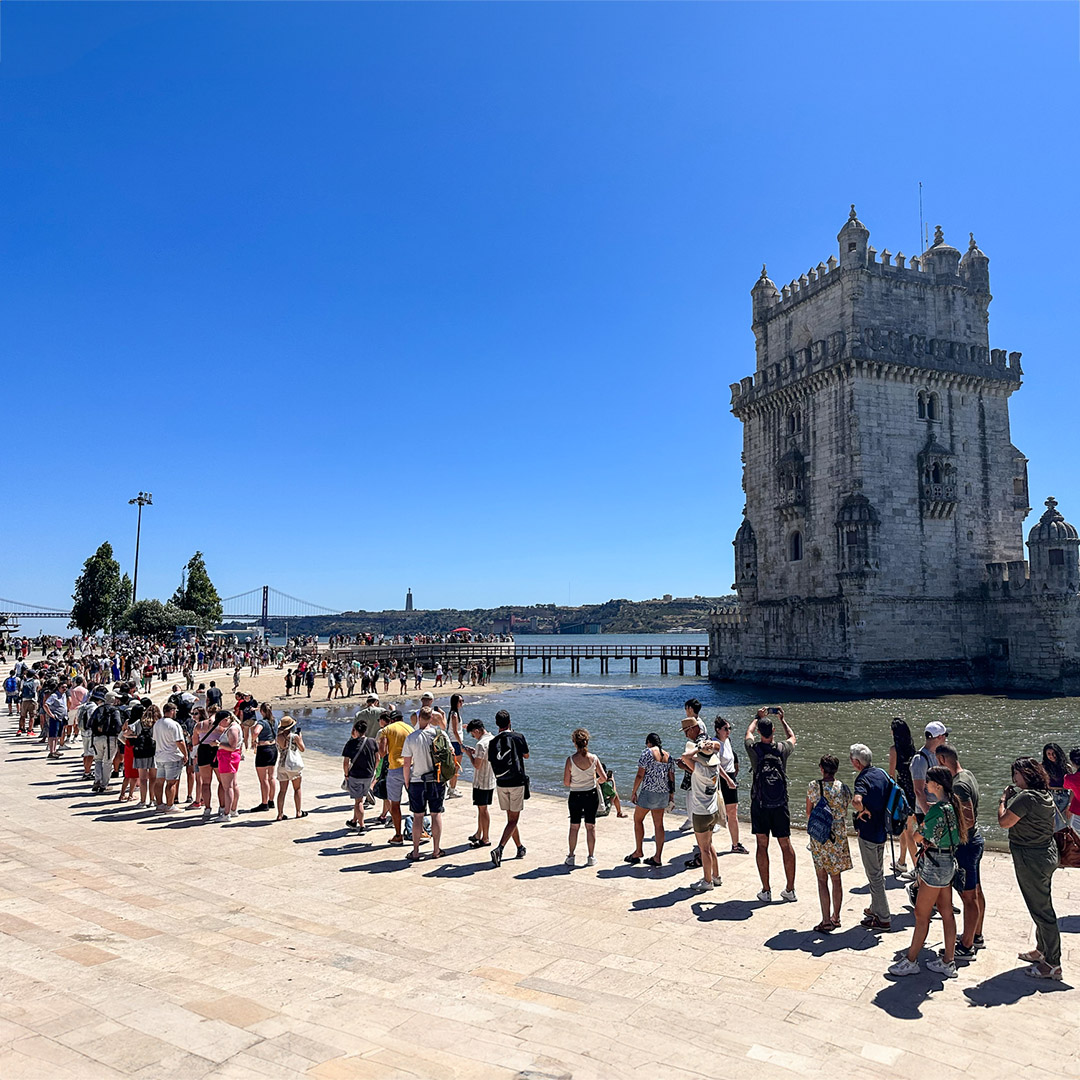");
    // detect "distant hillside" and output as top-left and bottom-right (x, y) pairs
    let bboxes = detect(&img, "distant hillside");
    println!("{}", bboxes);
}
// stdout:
(221, 595), (734, 637)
